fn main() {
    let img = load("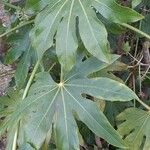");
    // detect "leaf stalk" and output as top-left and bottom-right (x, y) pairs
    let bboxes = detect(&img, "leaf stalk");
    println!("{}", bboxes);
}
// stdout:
(0, 20), (34, 38)
(12, 59), (41, 150)
(137, 98), (150, 111)
(1, 0), (21, 10)
(121, 23), (150, 40)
